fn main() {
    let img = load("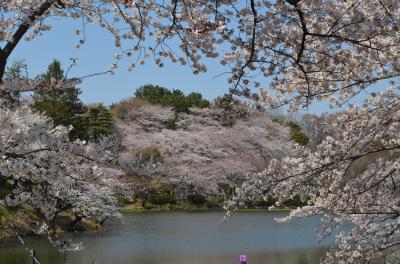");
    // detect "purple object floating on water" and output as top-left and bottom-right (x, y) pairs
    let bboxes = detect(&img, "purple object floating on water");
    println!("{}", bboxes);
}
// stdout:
(238, 254), (248, 262)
